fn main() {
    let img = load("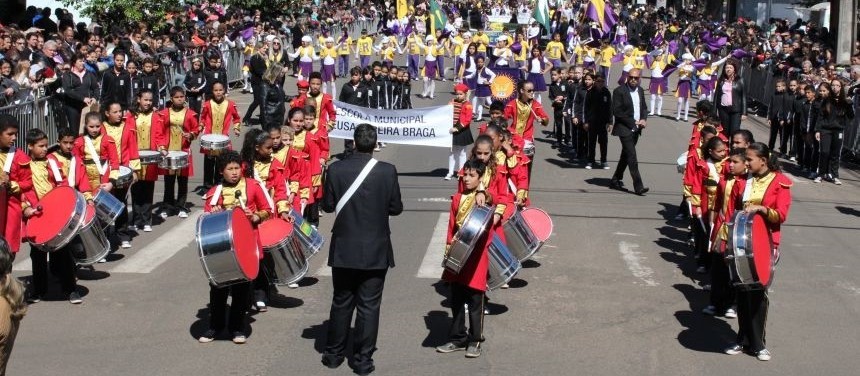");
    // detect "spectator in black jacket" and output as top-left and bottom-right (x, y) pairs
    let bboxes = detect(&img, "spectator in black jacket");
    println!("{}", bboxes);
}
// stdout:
(60, 54), (99, 132)
(99, 51), (131, 111)
(548, 68), (568, 149)
(814, 81), (854, 185)
(767, 79), (792, 153)
(797, 85), (819, 177)
(243, 42), (269, 124)
(259, 64), (286, 132)
(338, 66), (368, 156)
(184, 57), (206, 113)
(203, 55), (227, 96)
(138, 58), (161, 108)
